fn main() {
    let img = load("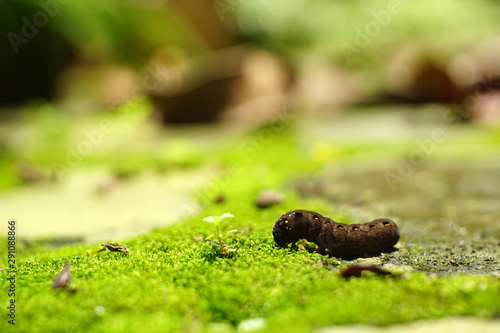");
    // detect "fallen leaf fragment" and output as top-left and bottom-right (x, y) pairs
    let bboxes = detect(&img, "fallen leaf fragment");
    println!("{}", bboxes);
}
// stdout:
(86, 242), (130, 256)
(52, 262), (75, 292)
